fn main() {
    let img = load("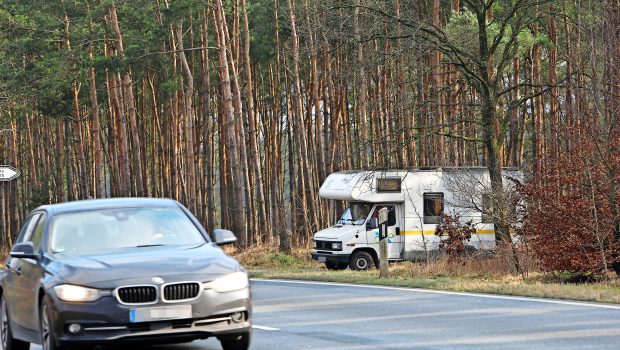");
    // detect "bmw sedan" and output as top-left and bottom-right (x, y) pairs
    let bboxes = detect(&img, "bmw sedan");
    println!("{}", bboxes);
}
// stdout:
(0, 198), (251, 350)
